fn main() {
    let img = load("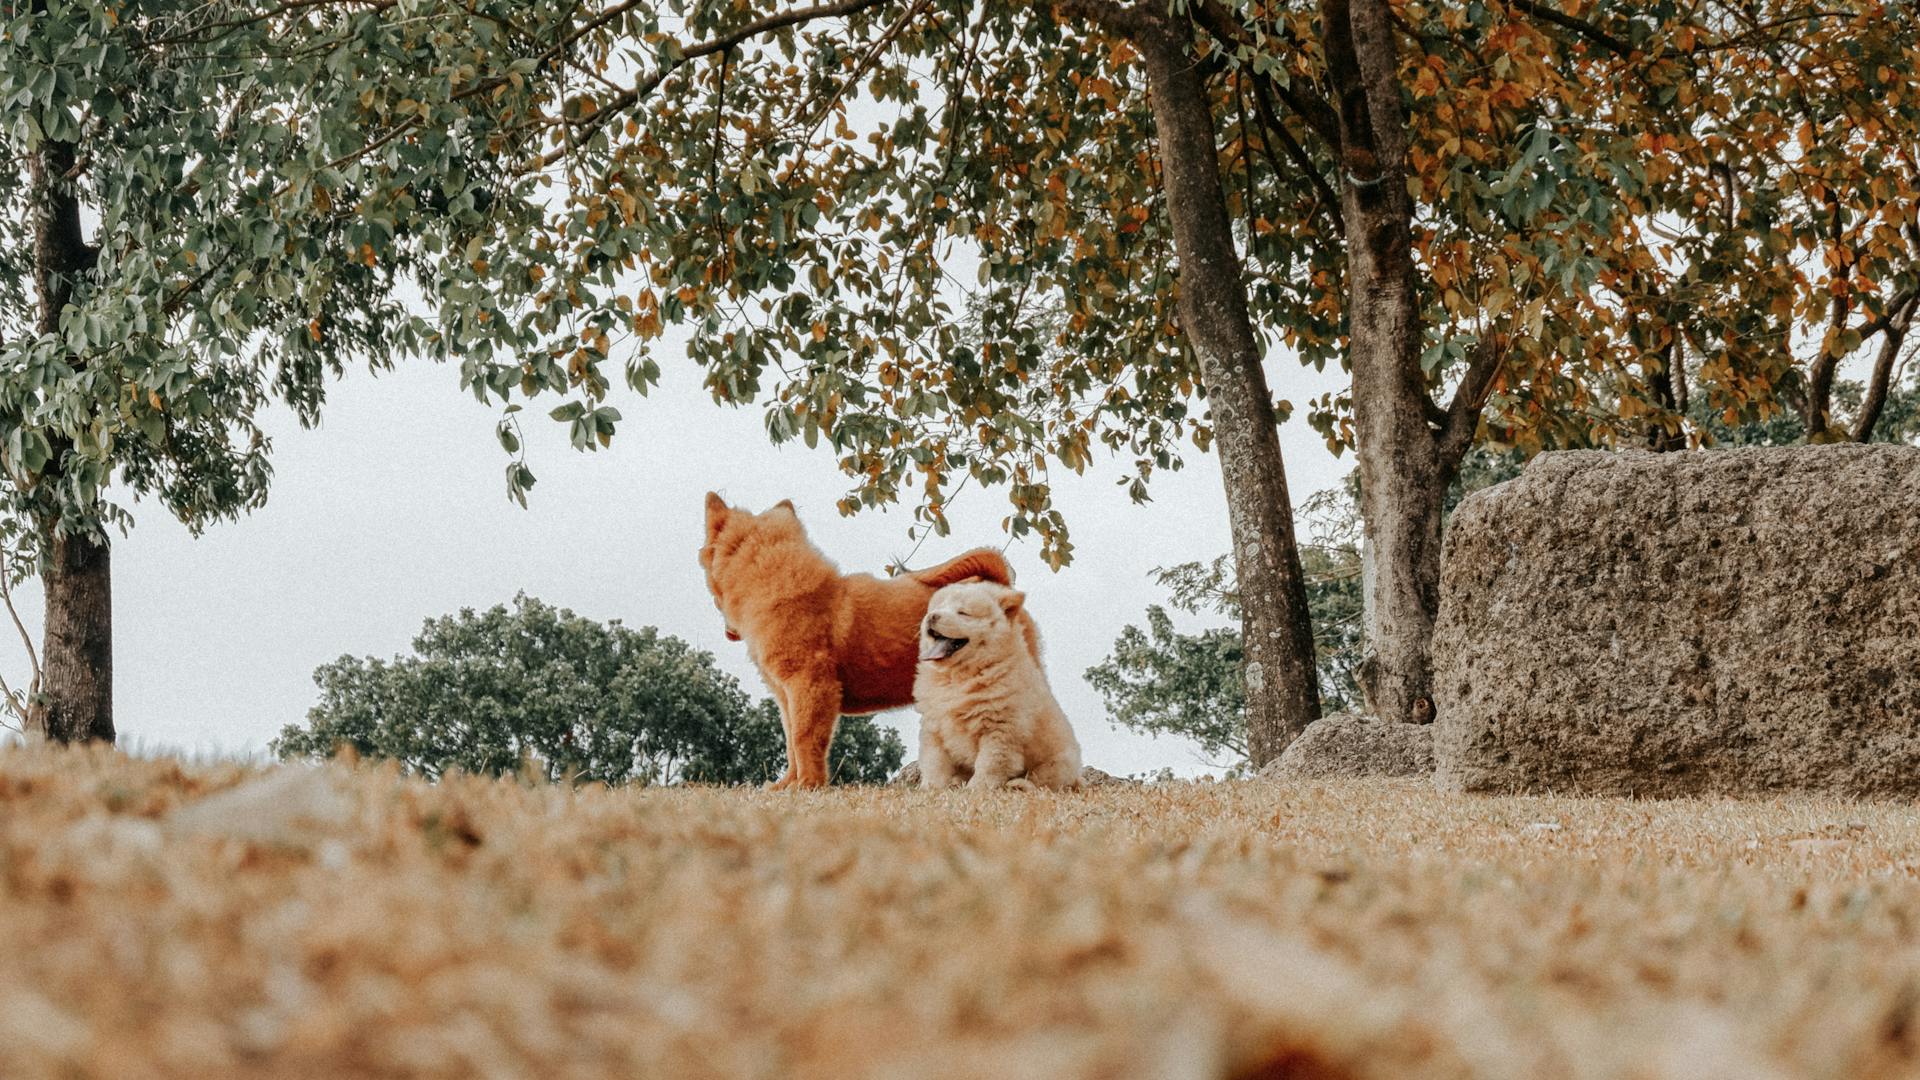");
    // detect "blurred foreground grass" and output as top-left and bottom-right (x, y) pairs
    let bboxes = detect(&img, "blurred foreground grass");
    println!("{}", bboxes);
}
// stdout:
(4, 742), (1919, 1079)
